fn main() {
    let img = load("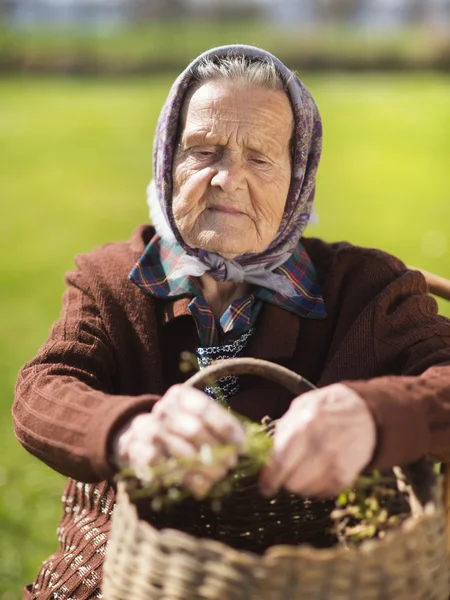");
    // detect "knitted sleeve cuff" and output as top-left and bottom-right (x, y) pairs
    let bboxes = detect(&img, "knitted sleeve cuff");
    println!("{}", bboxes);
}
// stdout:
(87, 394), (161, 481)
(344, 377), (430, 470)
